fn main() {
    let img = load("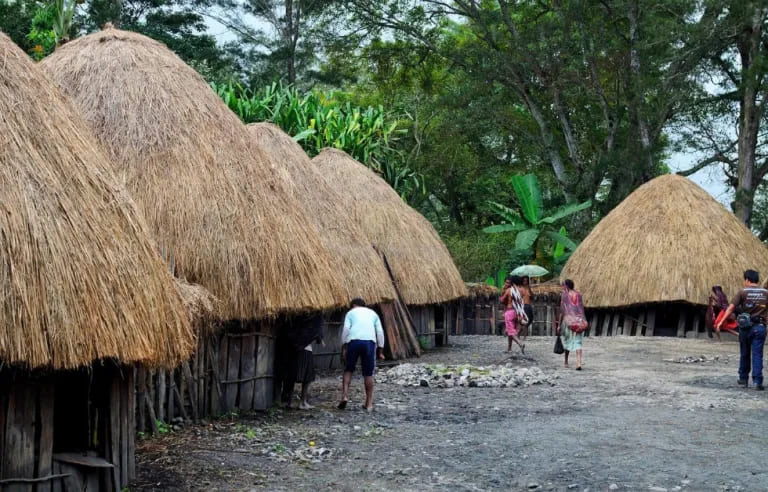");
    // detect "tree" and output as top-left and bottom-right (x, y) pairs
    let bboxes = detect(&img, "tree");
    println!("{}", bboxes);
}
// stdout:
(201, 0), (348, 85)
(483, 174), (591, 271)
(346, 0), (718, 212)
(678, 1), (768, 226)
